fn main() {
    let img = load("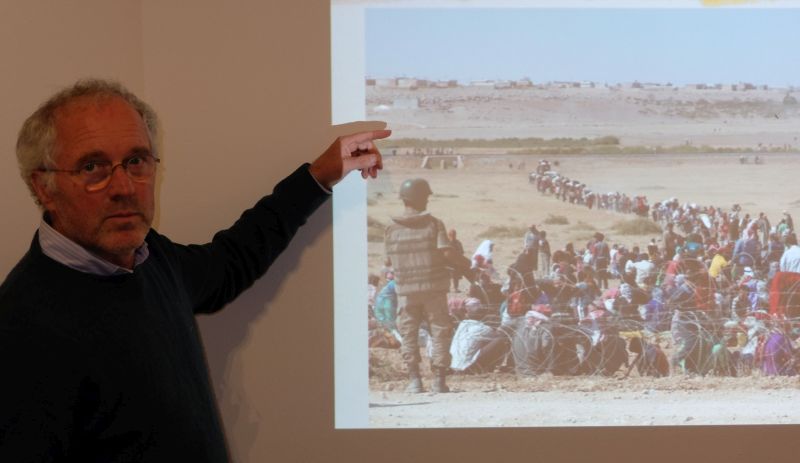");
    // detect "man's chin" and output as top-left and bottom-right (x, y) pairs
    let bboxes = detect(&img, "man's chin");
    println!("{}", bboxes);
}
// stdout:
(98, 228), (150, 258)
